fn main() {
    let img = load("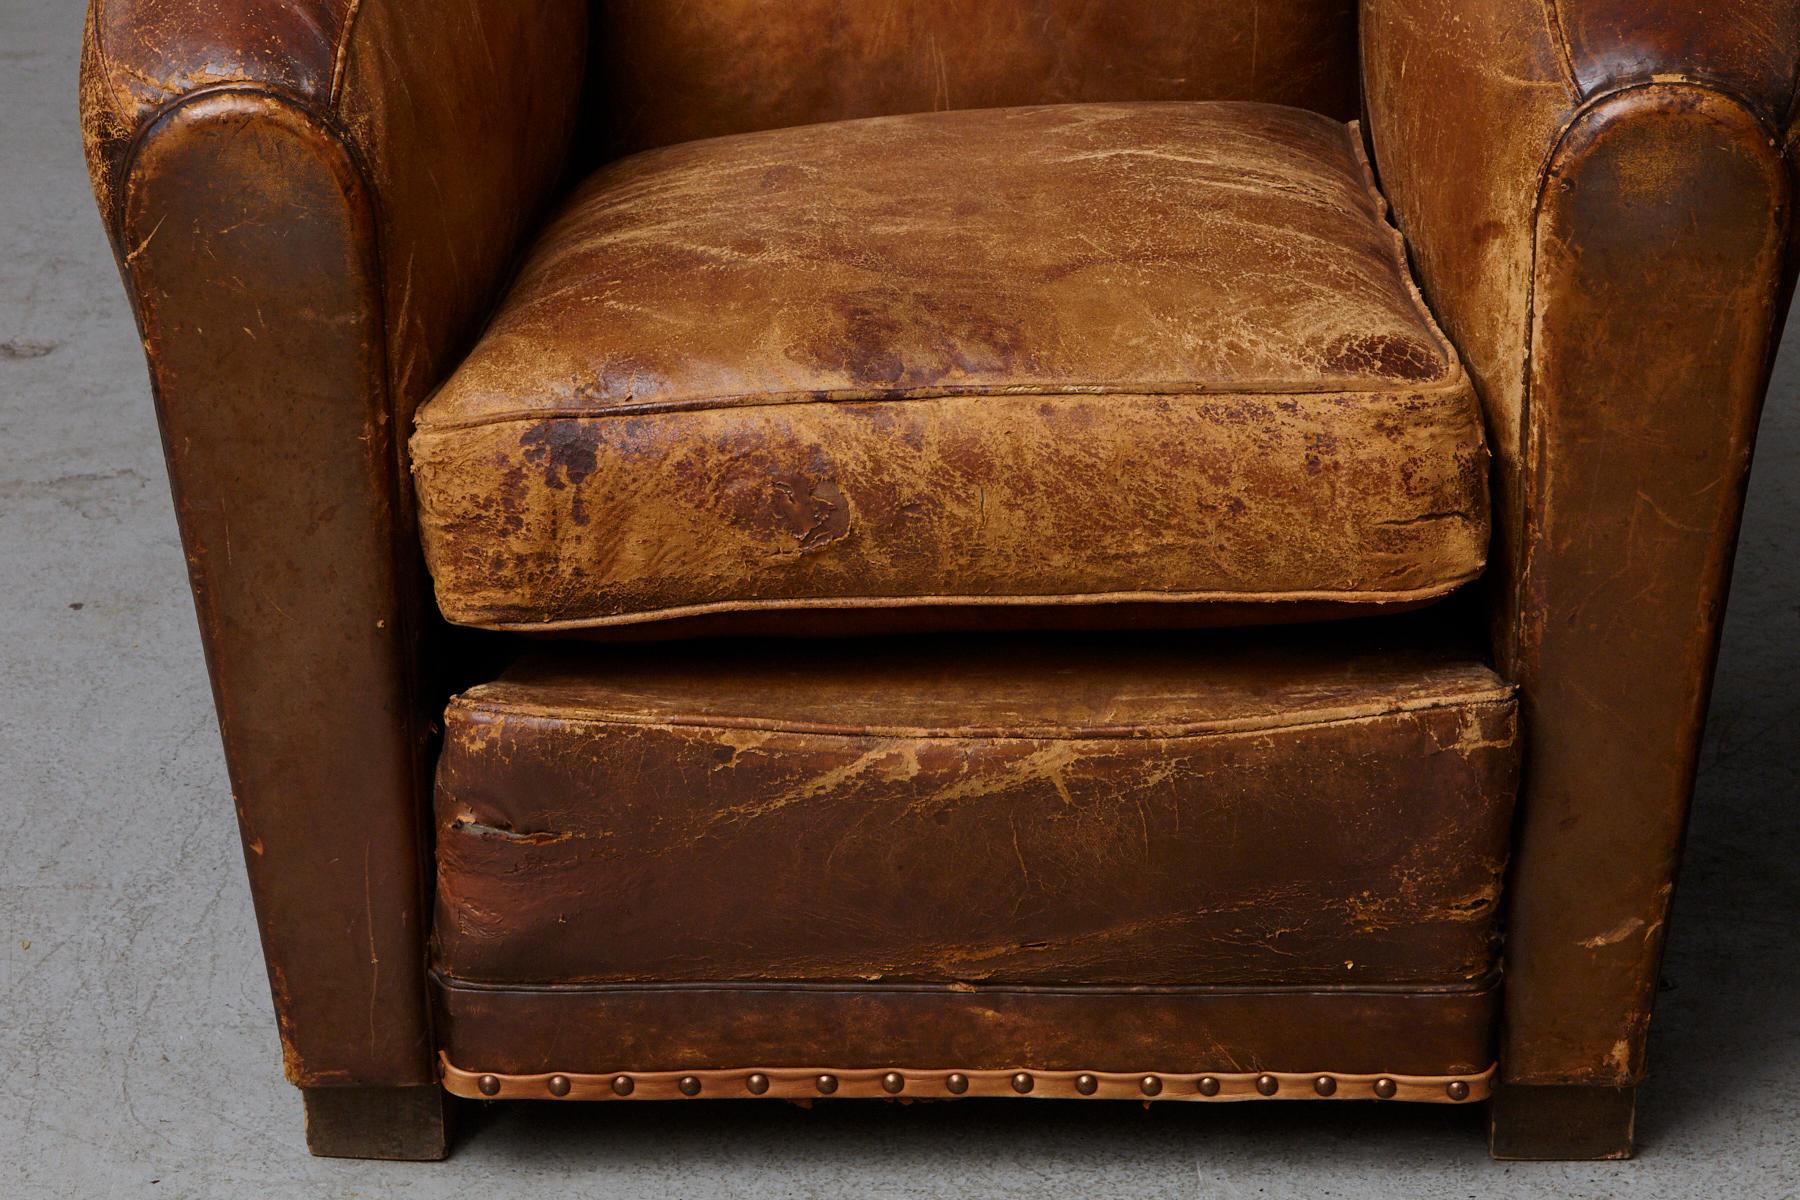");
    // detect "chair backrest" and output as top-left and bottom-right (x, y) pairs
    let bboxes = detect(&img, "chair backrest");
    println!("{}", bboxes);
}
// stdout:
(581, 1), (1359, 159)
